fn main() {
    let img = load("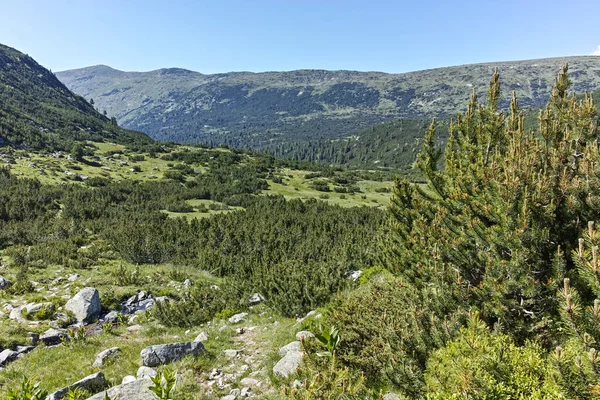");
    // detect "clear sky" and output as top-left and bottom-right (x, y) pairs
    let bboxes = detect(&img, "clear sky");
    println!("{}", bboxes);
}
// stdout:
(2, 0), (600, 74)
